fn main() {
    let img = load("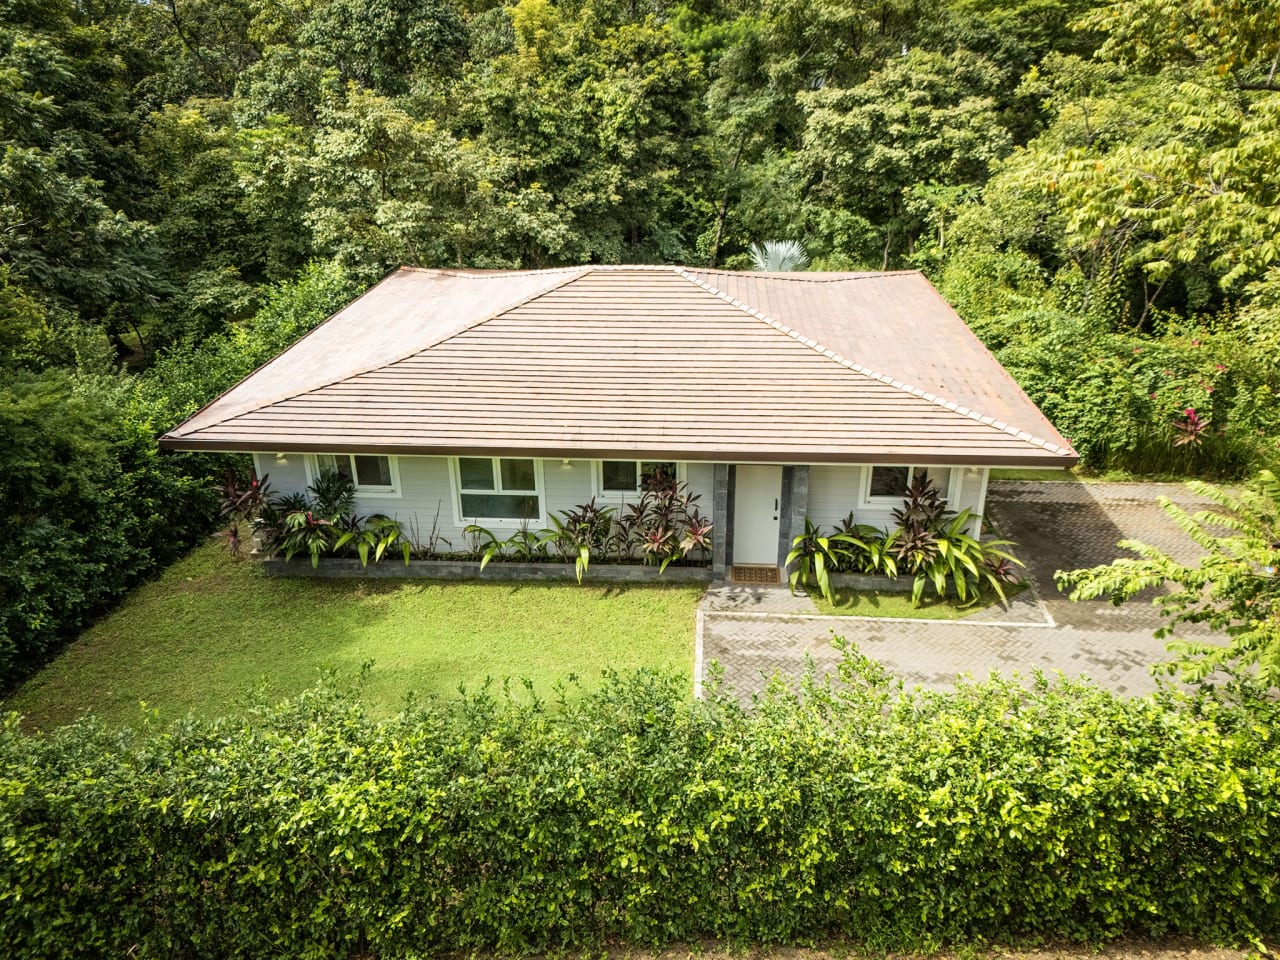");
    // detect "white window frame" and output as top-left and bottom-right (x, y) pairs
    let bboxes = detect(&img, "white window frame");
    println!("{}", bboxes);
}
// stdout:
(861, 464), (957, 505)
(451, 457), (545, 526)
(593, 460), (684, 500)
(304, 453), (402, 498)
